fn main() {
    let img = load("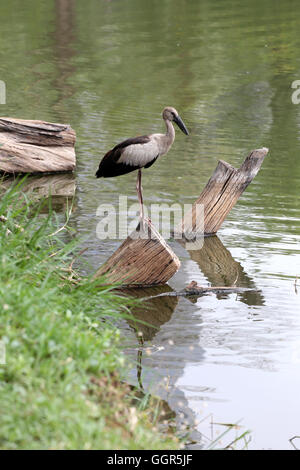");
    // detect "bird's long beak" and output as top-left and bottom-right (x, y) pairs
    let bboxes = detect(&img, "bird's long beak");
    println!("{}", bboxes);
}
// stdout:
(173, 115), (189, 135)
